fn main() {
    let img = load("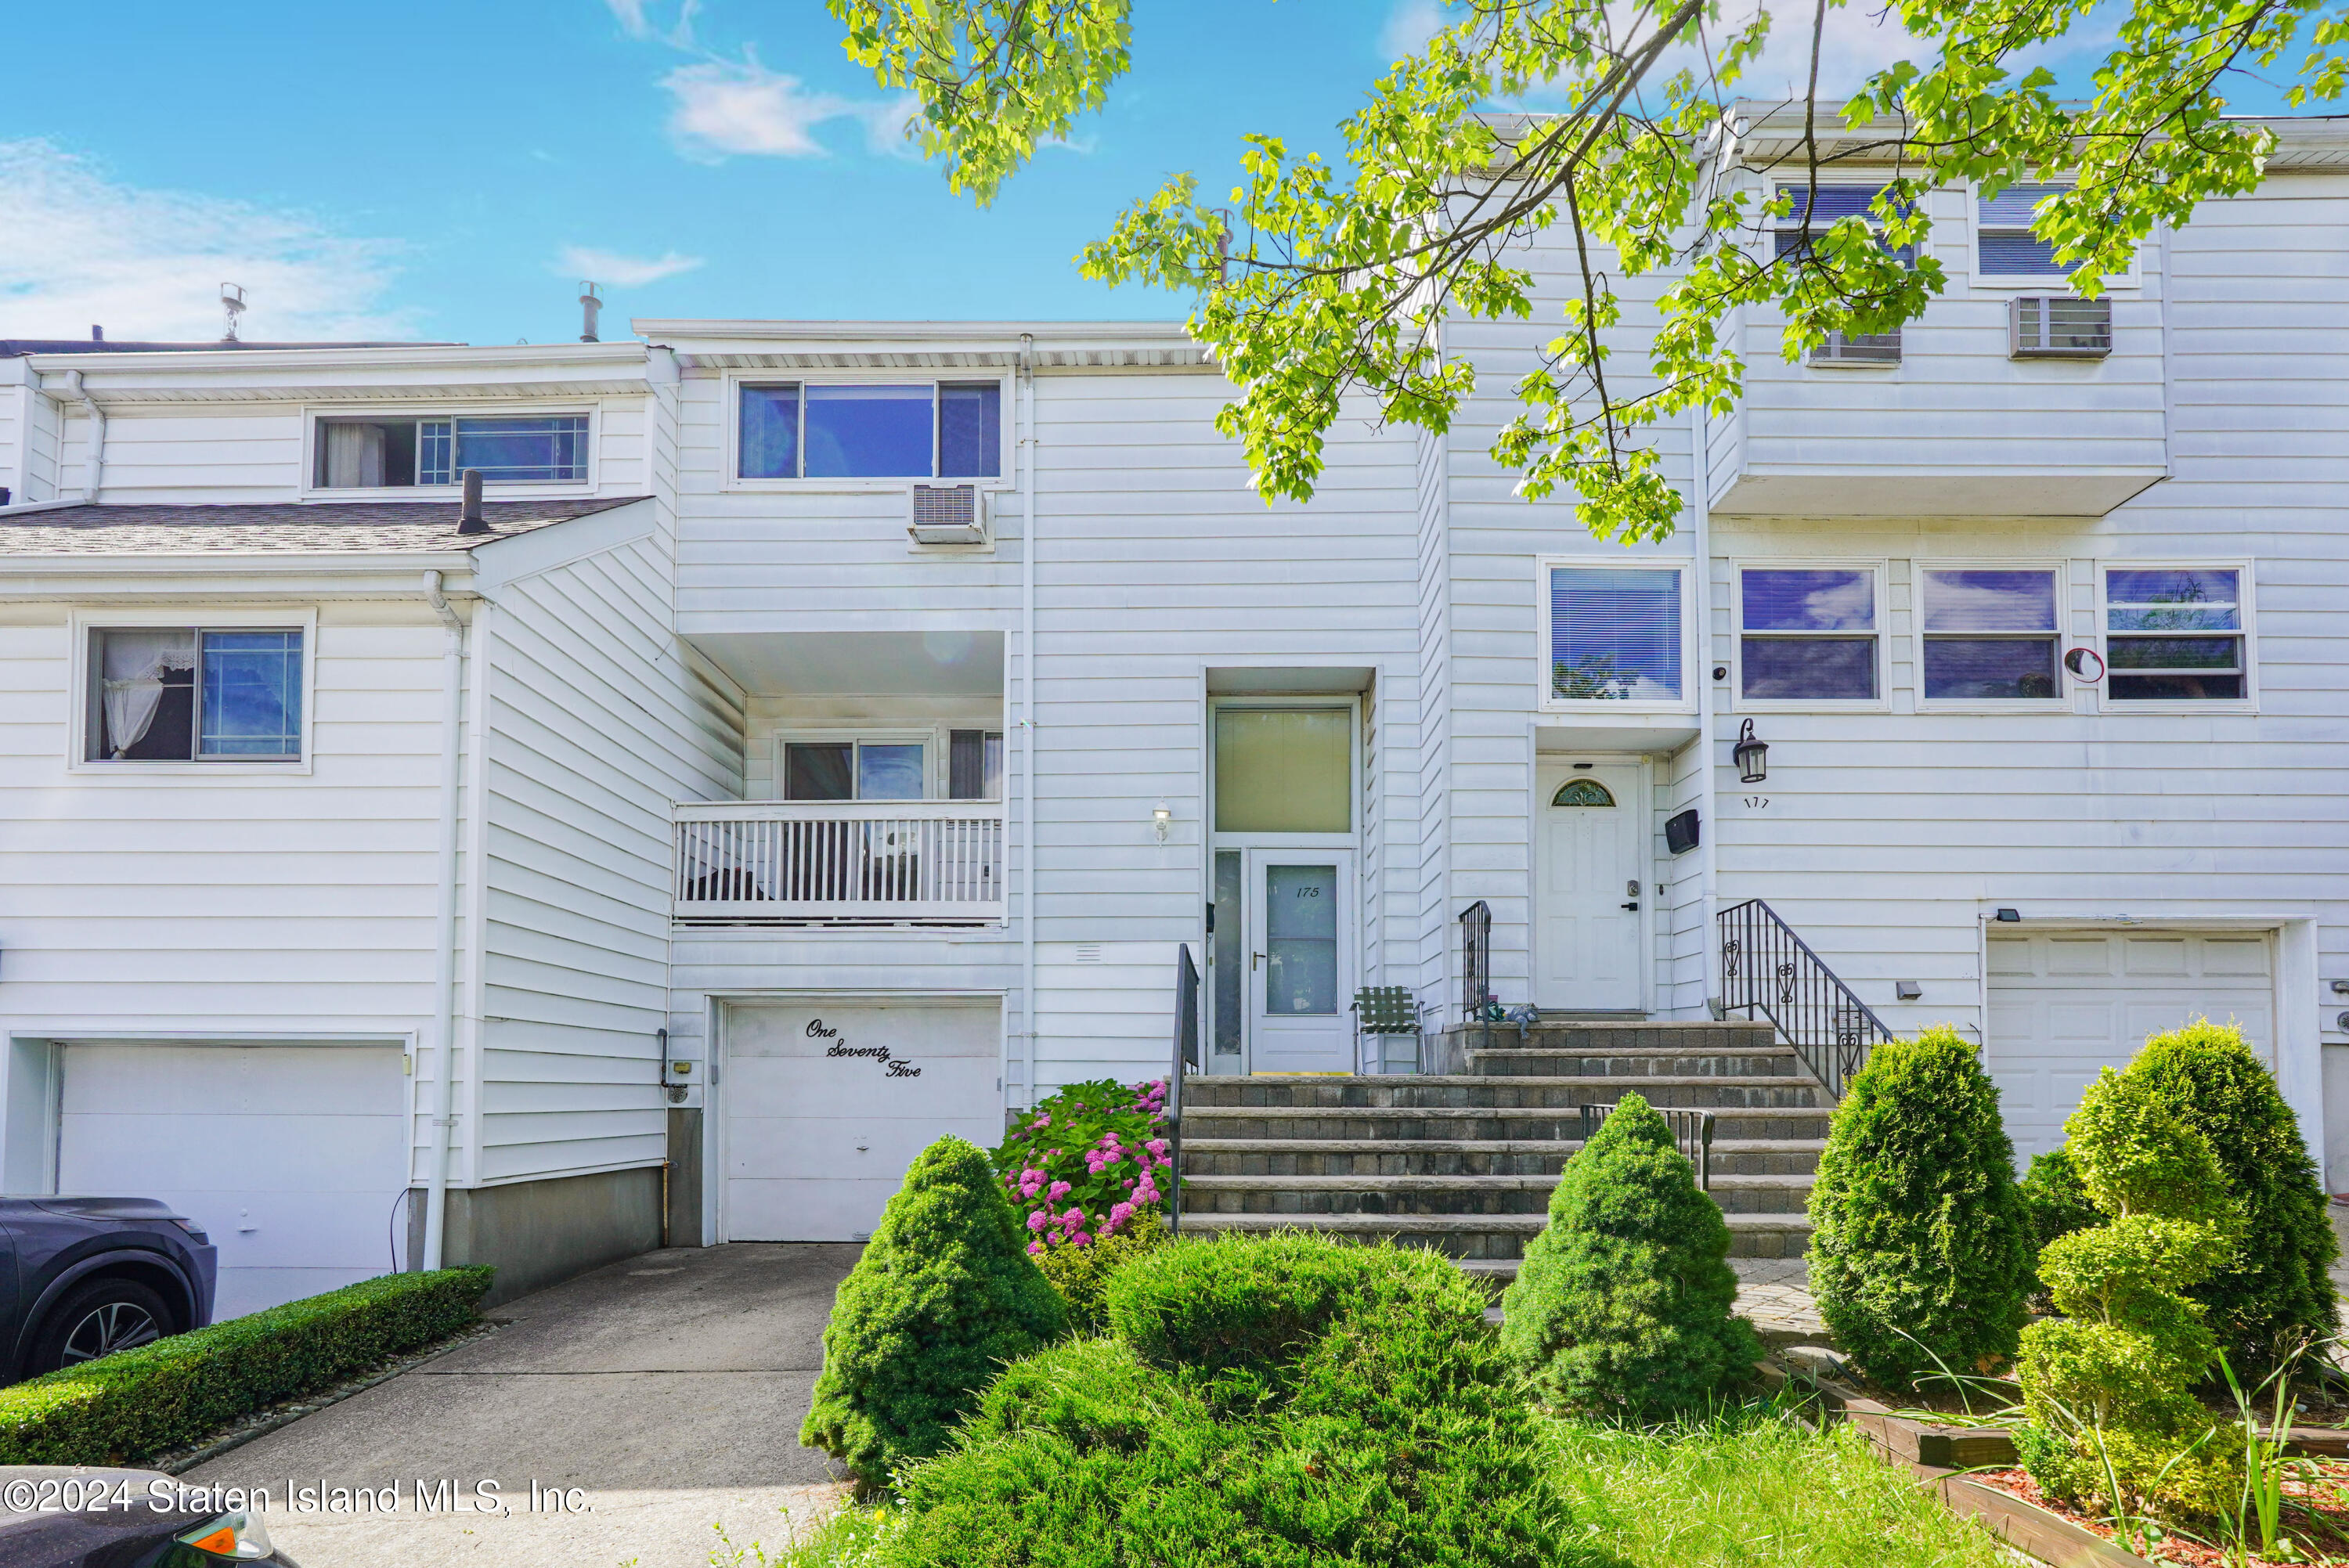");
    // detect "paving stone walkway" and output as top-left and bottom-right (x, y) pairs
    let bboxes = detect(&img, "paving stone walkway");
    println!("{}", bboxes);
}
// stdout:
(1731, 1256), (1829, 1346)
